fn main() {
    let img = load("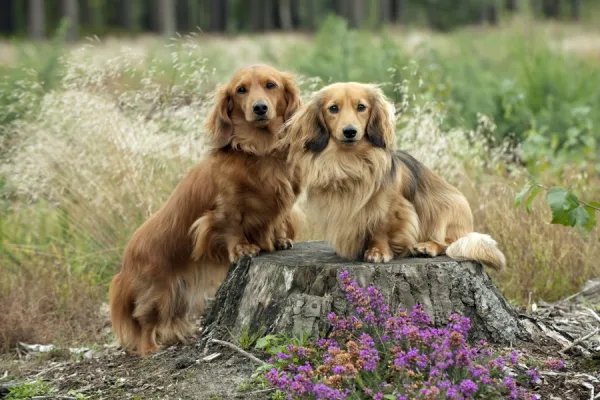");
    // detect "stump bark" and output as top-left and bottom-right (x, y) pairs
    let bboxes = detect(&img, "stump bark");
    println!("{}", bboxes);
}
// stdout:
(201, 241), (529, 345)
